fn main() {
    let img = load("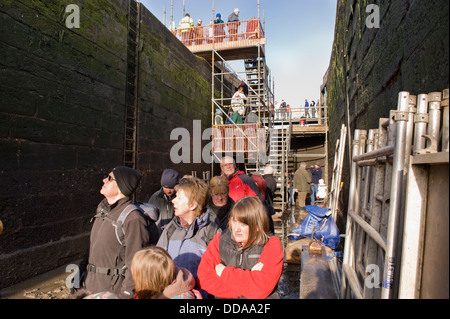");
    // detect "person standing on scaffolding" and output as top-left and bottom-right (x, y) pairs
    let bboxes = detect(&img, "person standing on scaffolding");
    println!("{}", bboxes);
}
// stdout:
(279, 99), (287, 120)
(214, 14), (225, 43)
(178, 13), (194, 45)
(214, 109), (224, 125)
(304, 99), (310, 118)
(231, 85), (247, 115)
(227, 8), (240, 41)
(193, 19), (204, 45)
